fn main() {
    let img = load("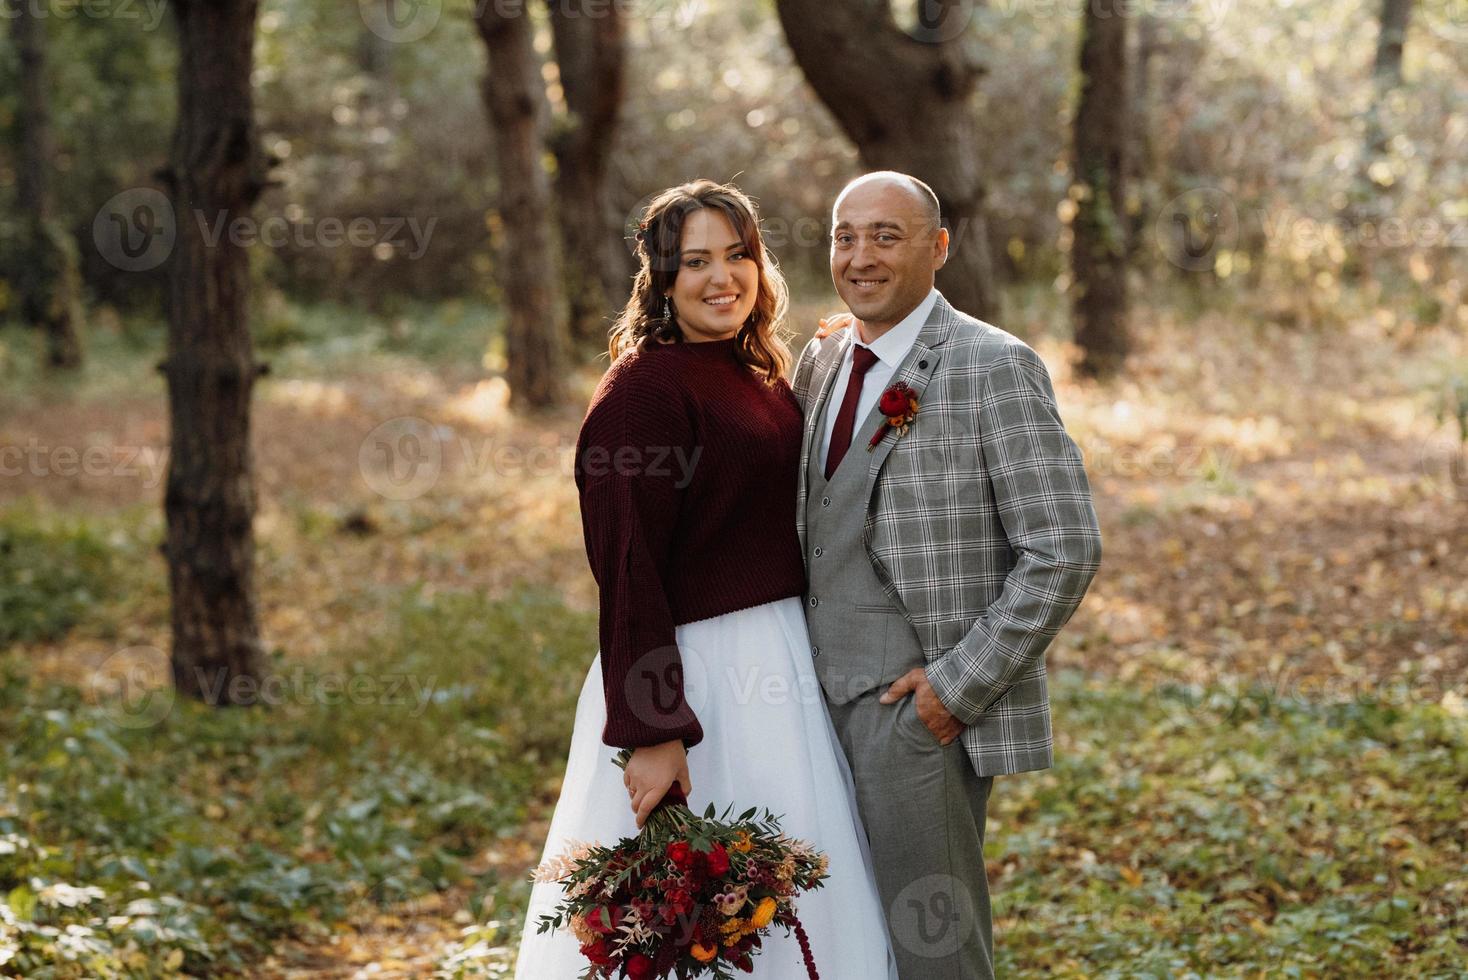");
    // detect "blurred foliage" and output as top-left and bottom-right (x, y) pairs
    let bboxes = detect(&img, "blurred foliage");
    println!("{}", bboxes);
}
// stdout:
(0, 0), (1460, 330)
(0, 507), (117, 646)
(0, 502), (593, 975)
(991, 672), (1468, 976)
(3, 513), (1462, 974)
